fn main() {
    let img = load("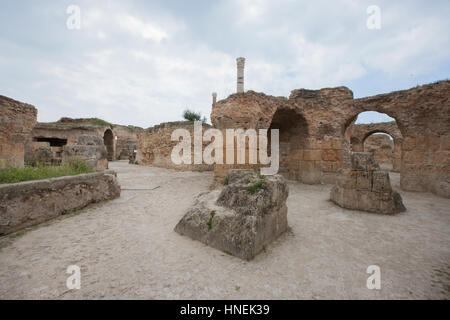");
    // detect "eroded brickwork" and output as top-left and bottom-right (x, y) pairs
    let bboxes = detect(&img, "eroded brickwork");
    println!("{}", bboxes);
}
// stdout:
(347, 122), (402, 172)
(136, 122), (213, 171)
(0, 95), (37, 167)
(211, 81), (450, 198)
